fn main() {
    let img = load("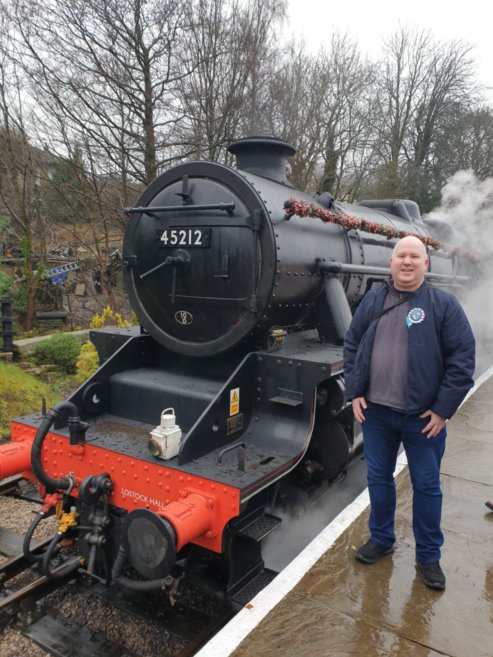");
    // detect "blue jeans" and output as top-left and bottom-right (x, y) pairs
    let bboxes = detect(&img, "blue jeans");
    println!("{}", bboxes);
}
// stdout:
(362, 402), (446, 563)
